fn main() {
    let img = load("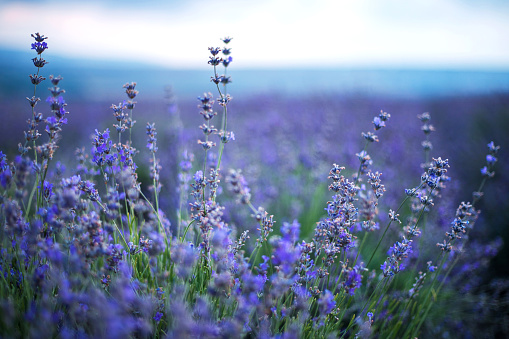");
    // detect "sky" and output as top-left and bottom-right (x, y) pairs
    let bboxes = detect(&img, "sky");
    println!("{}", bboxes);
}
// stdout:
(0, 0), (508, 70)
